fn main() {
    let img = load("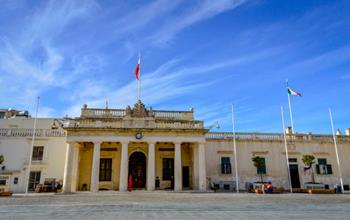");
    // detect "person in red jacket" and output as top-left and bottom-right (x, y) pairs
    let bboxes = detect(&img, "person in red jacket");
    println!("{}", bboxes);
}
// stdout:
(128, 175), (133, 192)
(266, 182), (273, 194)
